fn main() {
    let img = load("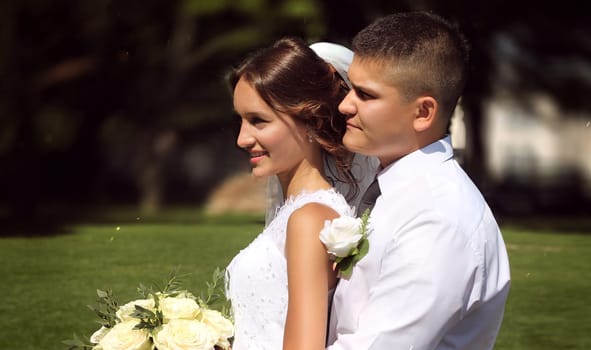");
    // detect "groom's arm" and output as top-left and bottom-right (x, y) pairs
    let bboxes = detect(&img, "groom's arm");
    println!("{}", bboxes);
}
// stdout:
(327, 217), (481, 350)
